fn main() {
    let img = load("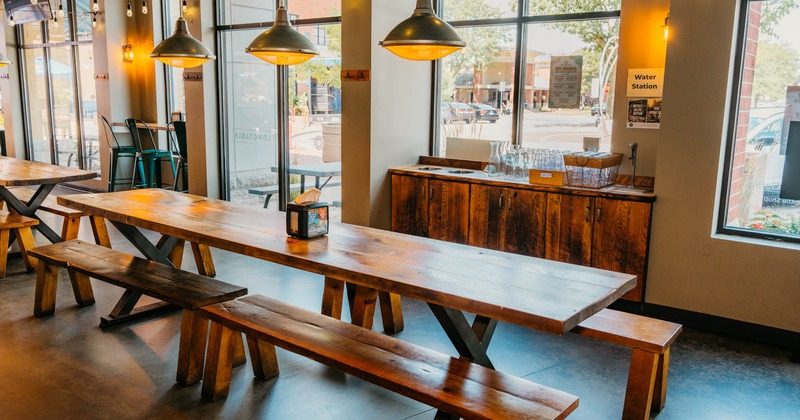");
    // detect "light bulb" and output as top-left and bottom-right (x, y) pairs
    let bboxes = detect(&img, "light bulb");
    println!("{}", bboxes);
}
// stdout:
(141, 0), (147, 14)
(182, 0), (187, 13)
(92, 0), (99, 12)
(92, 14), (97, 28)
(126, 1), (132, 17)
(9, 16), (14, 27)
(58, 4), (64, 17)
(30, 0), (38, 5)
(53, 16), (58, 27)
